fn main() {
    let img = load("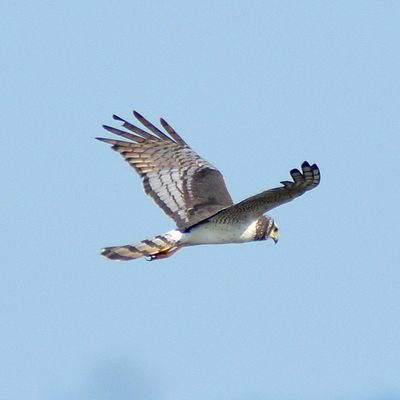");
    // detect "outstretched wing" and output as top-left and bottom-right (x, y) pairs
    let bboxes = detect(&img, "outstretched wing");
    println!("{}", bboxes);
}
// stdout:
(96, 111), (233, 230)
(210, 162), (320, 221)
